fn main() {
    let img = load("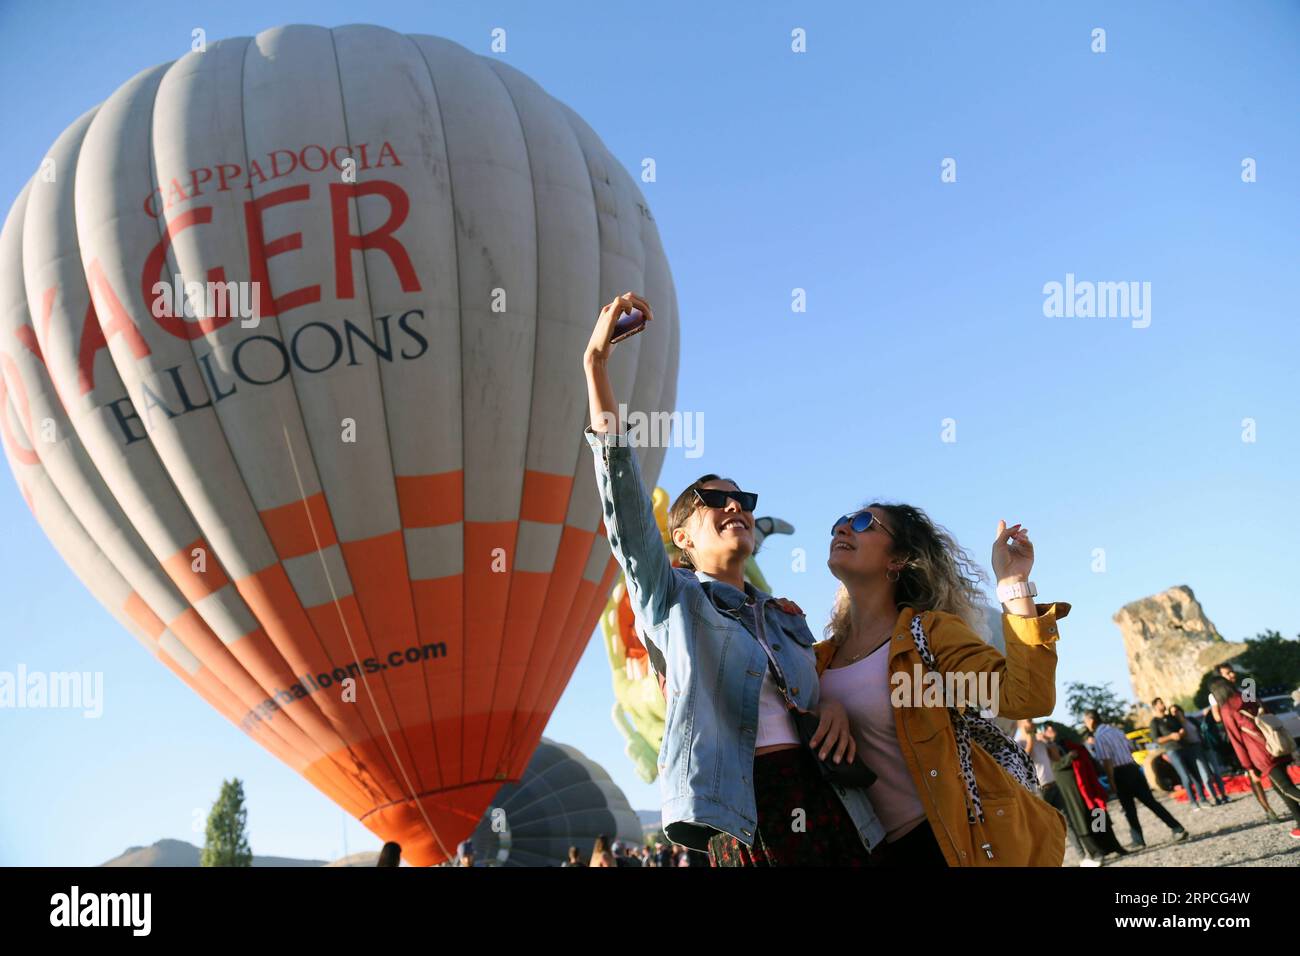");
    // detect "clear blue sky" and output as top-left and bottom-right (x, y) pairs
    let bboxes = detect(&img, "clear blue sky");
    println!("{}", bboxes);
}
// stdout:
(1, 0), (1297, 865)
